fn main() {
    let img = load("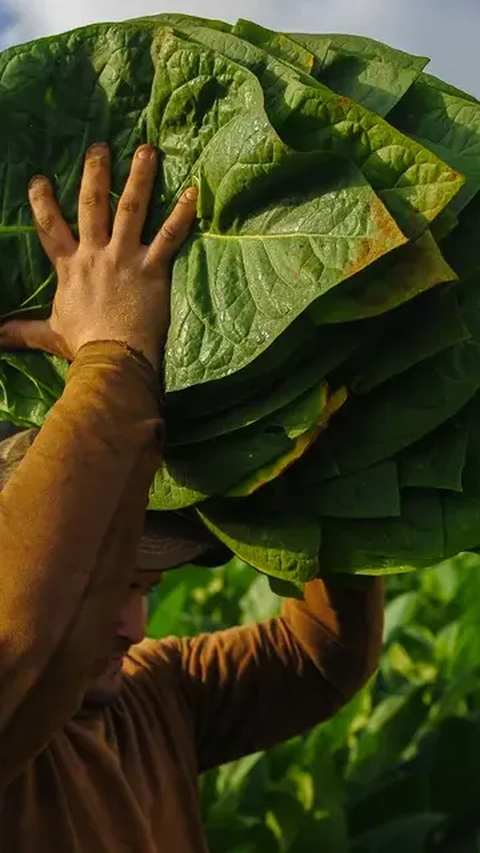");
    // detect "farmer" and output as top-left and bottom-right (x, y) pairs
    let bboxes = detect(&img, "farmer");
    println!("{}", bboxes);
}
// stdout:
(0, 144), (383, 851)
